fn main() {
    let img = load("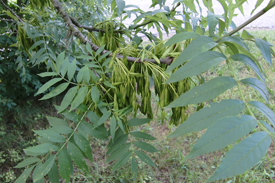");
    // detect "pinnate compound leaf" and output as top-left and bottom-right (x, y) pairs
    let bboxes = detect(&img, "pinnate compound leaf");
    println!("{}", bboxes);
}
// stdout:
(15, 157), (40, 168)
(207, 131), (271, 182)
(127, 118), (151, 126)
(14, 165), (35, 183)
(240, 78), (269, 102)
(230, 54), (265, 82)
(167, 36), (217, 72)
(58, 86), (78, 113)
(255, 38), (272, 65)
(168, 99), (245, 138)
(40, 83), (69, 100)
(24, 143), (59, 156)
(33, 155), (56, 181)
(165, 51), (226, 83)
(107, 143), (131, 162)
(36, 78), (62, 96)
(33, 129), (65, 143)
(58, 148), (72, 183)
(48, 161), (59, 183)
(74, 133), (93, 162)
(112, 151), (131, 171)
(134, 150), (155, 167)
(167, 77), (237, 108)
(67, 142), (89, 172)
(248, 101), (275, 127)
(130, 131), (156, 140)
(186, 115), (257, 160)
(70, 87), (88, 111)
(164, 31), (199, 46)
(133, 141), (158, 152)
